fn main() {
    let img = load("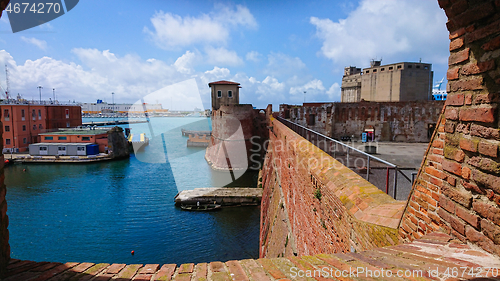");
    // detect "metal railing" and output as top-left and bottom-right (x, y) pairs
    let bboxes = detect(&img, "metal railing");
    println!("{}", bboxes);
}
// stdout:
(277, 117), (413, 199)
